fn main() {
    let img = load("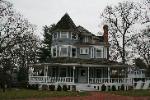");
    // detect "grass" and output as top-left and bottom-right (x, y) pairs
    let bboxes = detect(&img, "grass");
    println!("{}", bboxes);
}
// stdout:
(106, 90), (150, 97)
(0, 88), (88, 100)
